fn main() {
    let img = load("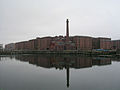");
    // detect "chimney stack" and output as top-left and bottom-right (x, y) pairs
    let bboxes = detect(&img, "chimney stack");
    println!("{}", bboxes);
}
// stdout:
(66, 19), (69, 42)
